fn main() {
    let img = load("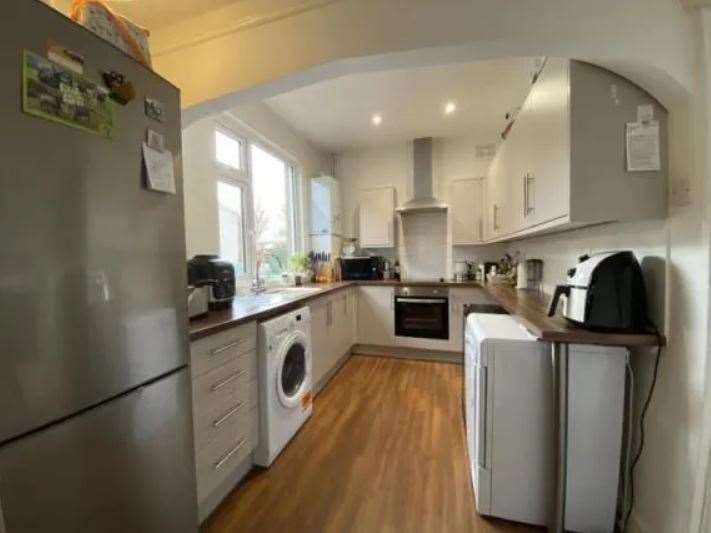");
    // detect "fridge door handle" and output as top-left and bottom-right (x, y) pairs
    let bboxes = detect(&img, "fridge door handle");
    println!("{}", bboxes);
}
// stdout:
(476, 366), (488, 468)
